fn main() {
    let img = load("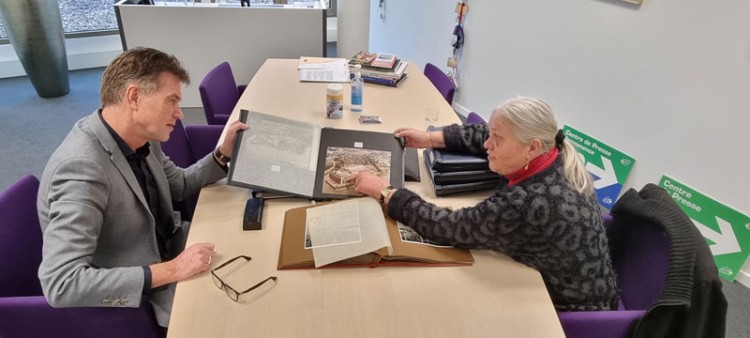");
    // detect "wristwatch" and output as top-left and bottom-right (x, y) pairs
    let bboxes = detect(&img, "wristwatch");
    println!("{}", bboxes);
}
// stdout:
(379, 185), (395, 203)
(213, 148), (231, 166)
